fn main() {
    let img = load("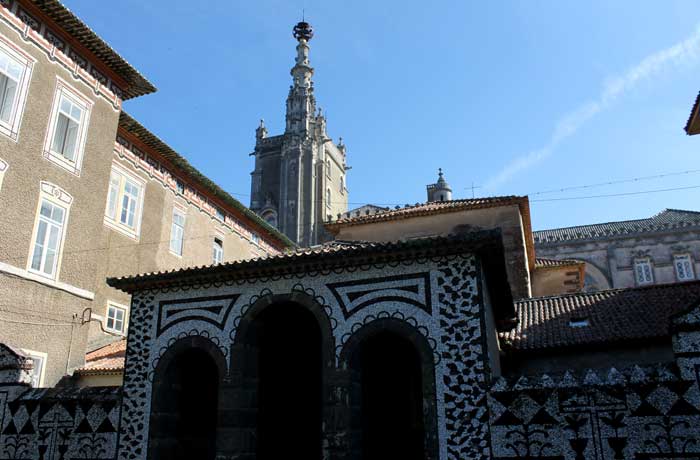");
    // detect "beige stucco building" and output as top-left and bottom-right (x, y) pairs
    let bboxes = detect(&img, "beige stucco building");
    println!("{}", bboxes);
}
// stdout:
(327, 173), (584, 301)
(0, 0), (291, 386)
